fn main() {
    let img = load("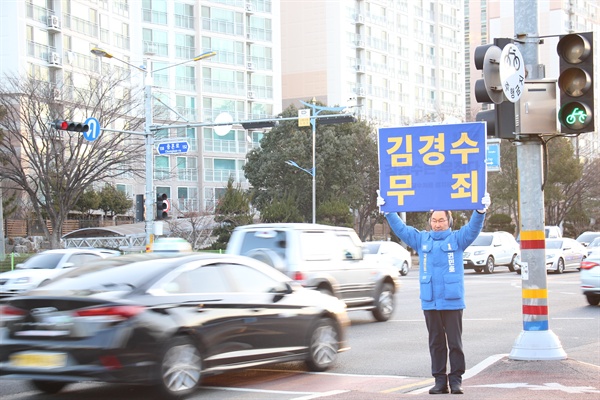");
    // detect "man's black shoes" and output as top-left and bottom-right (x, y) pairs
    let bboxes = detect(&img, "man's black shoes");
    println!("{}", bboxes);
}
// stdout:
(450, 385), (464, 394)
(428, 384), (449, 394)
